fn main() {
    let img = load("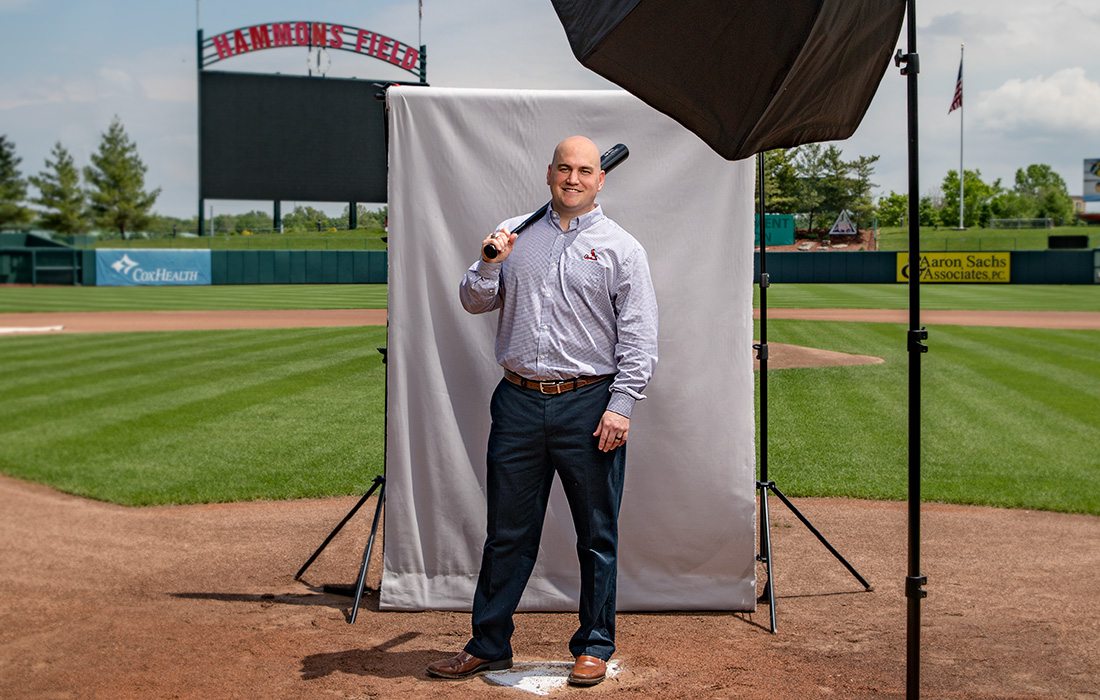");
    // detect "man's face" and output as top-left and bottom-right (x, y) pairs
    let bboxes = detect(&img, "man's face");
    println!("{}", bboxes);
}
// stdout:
(546, 138), (604, 219)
